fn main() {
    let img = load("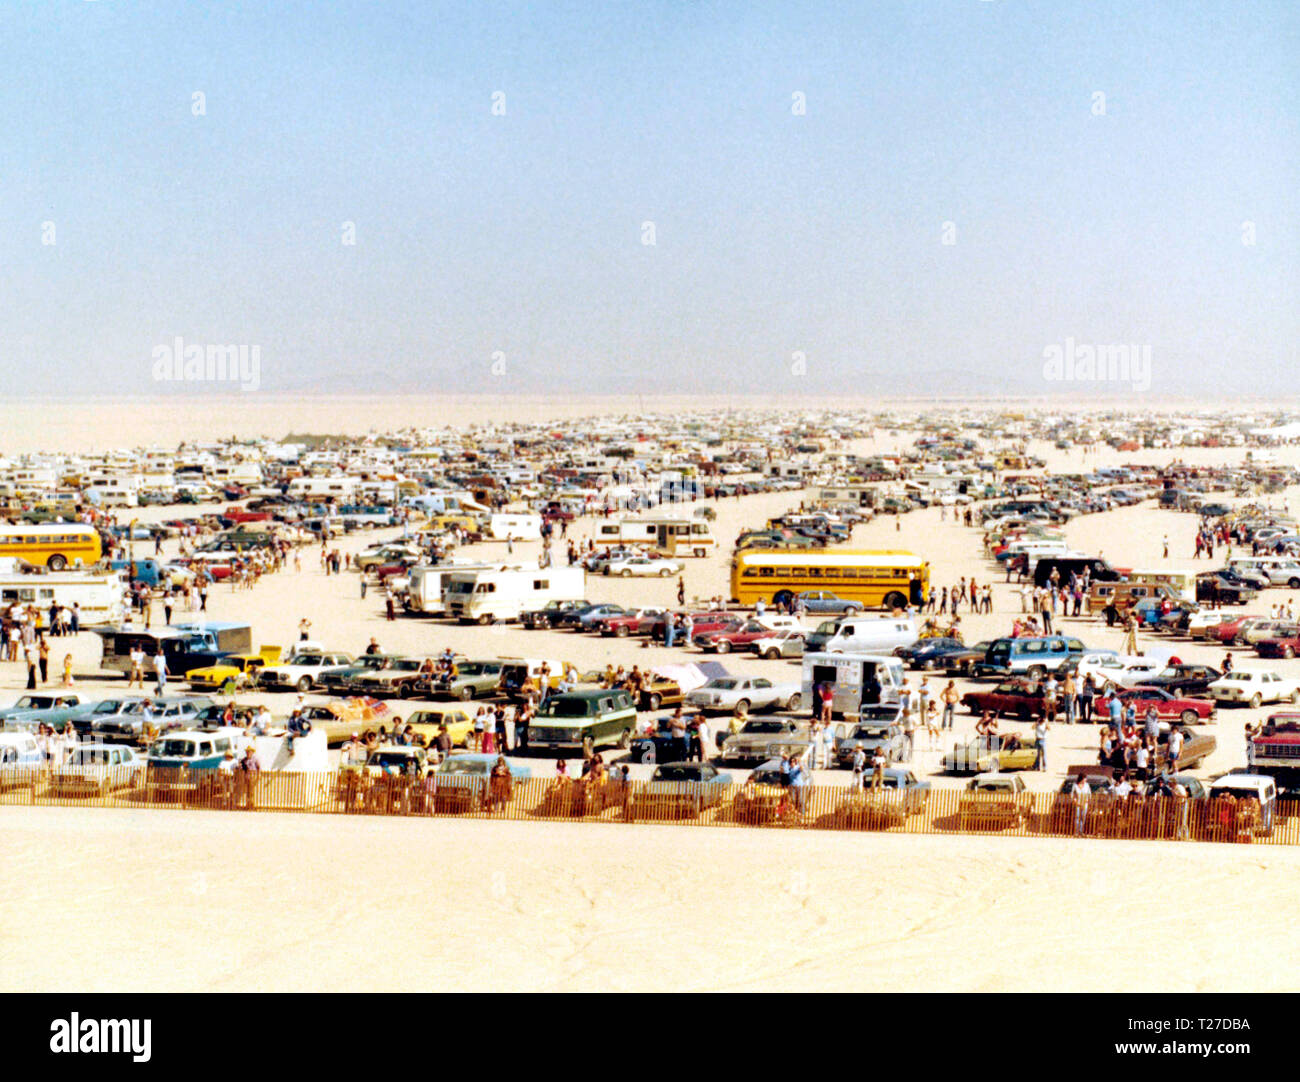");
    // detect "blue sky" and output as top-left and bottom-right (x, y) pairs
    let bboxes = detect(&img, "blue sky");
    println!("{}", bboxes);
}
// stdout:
(1, 0), (1295, 397)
